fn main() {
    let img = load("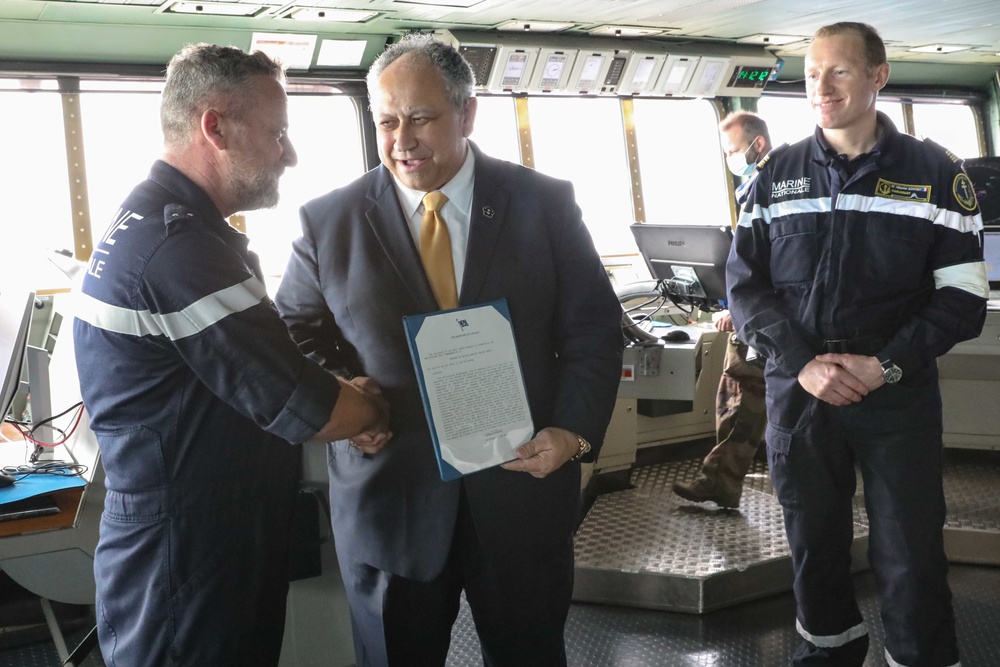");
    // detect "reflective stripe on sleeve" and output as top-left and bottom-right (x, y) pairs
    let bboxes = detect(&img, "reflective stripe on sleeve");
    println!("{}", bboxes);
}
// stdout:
(934, 261), (989, 298)
(796, 617), (868, 648)
(885, 647), (961, 667)
(75, 277), (268, 341)
(736, 208), (756, 228)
